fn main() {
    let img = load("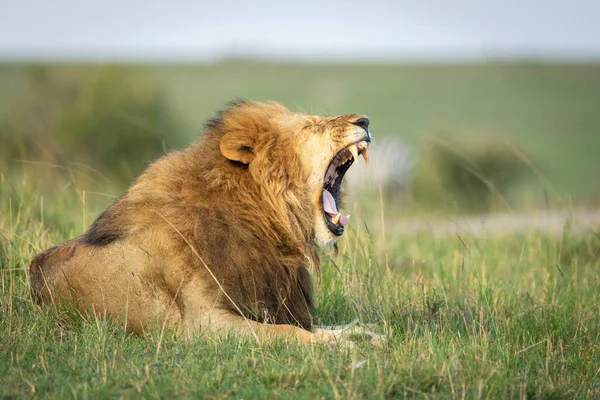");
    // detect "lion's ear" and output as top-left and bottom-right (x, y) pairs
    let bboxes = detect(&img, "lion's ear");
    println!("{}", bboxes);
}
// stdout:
(219, 131), (256, 164)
